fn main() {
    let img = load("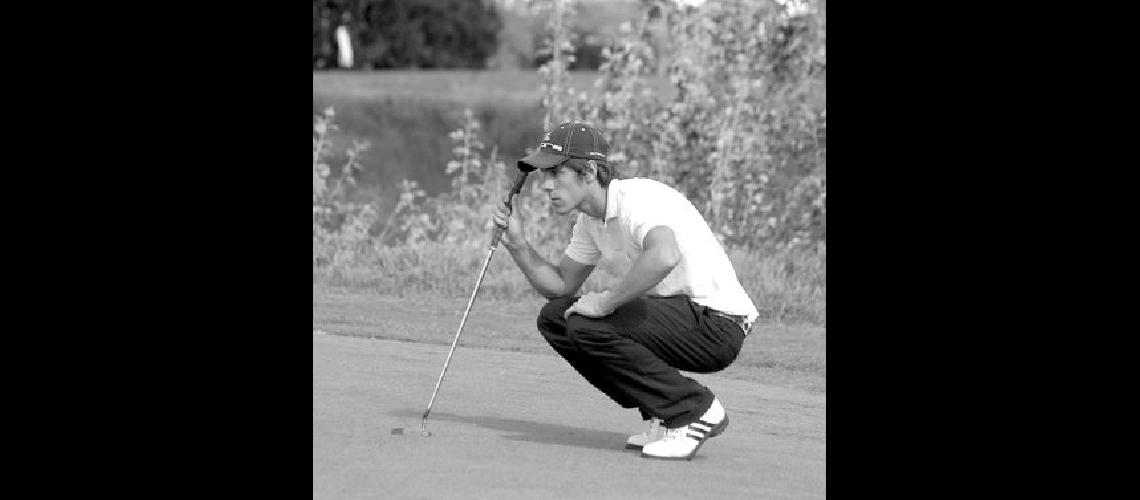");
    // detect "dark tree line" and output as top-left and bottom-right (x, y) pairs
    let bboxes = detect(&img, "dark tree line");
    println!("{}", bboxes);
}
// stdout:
(314, 0), (502, 69)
